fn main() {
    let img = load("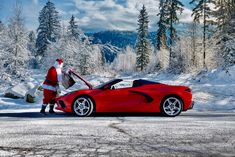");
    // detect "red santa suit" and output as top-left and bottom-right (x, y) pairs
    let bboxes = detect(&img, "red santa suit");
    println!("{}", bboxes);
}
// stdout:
(42, 59), (63, 104)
